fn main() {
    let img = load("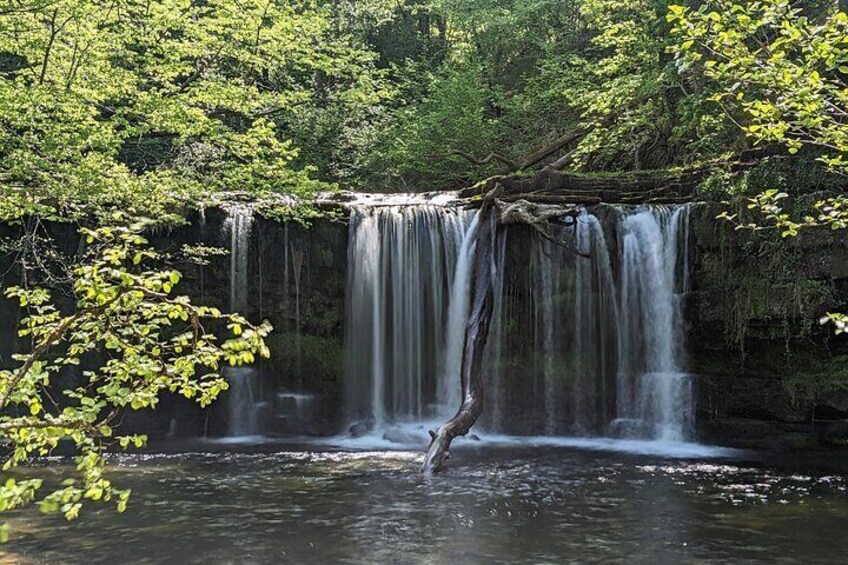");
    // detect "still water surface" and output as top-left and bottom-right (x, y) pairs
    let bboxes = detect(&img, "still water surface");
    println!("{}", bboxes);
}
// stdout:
(3, 442), (847, 564)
